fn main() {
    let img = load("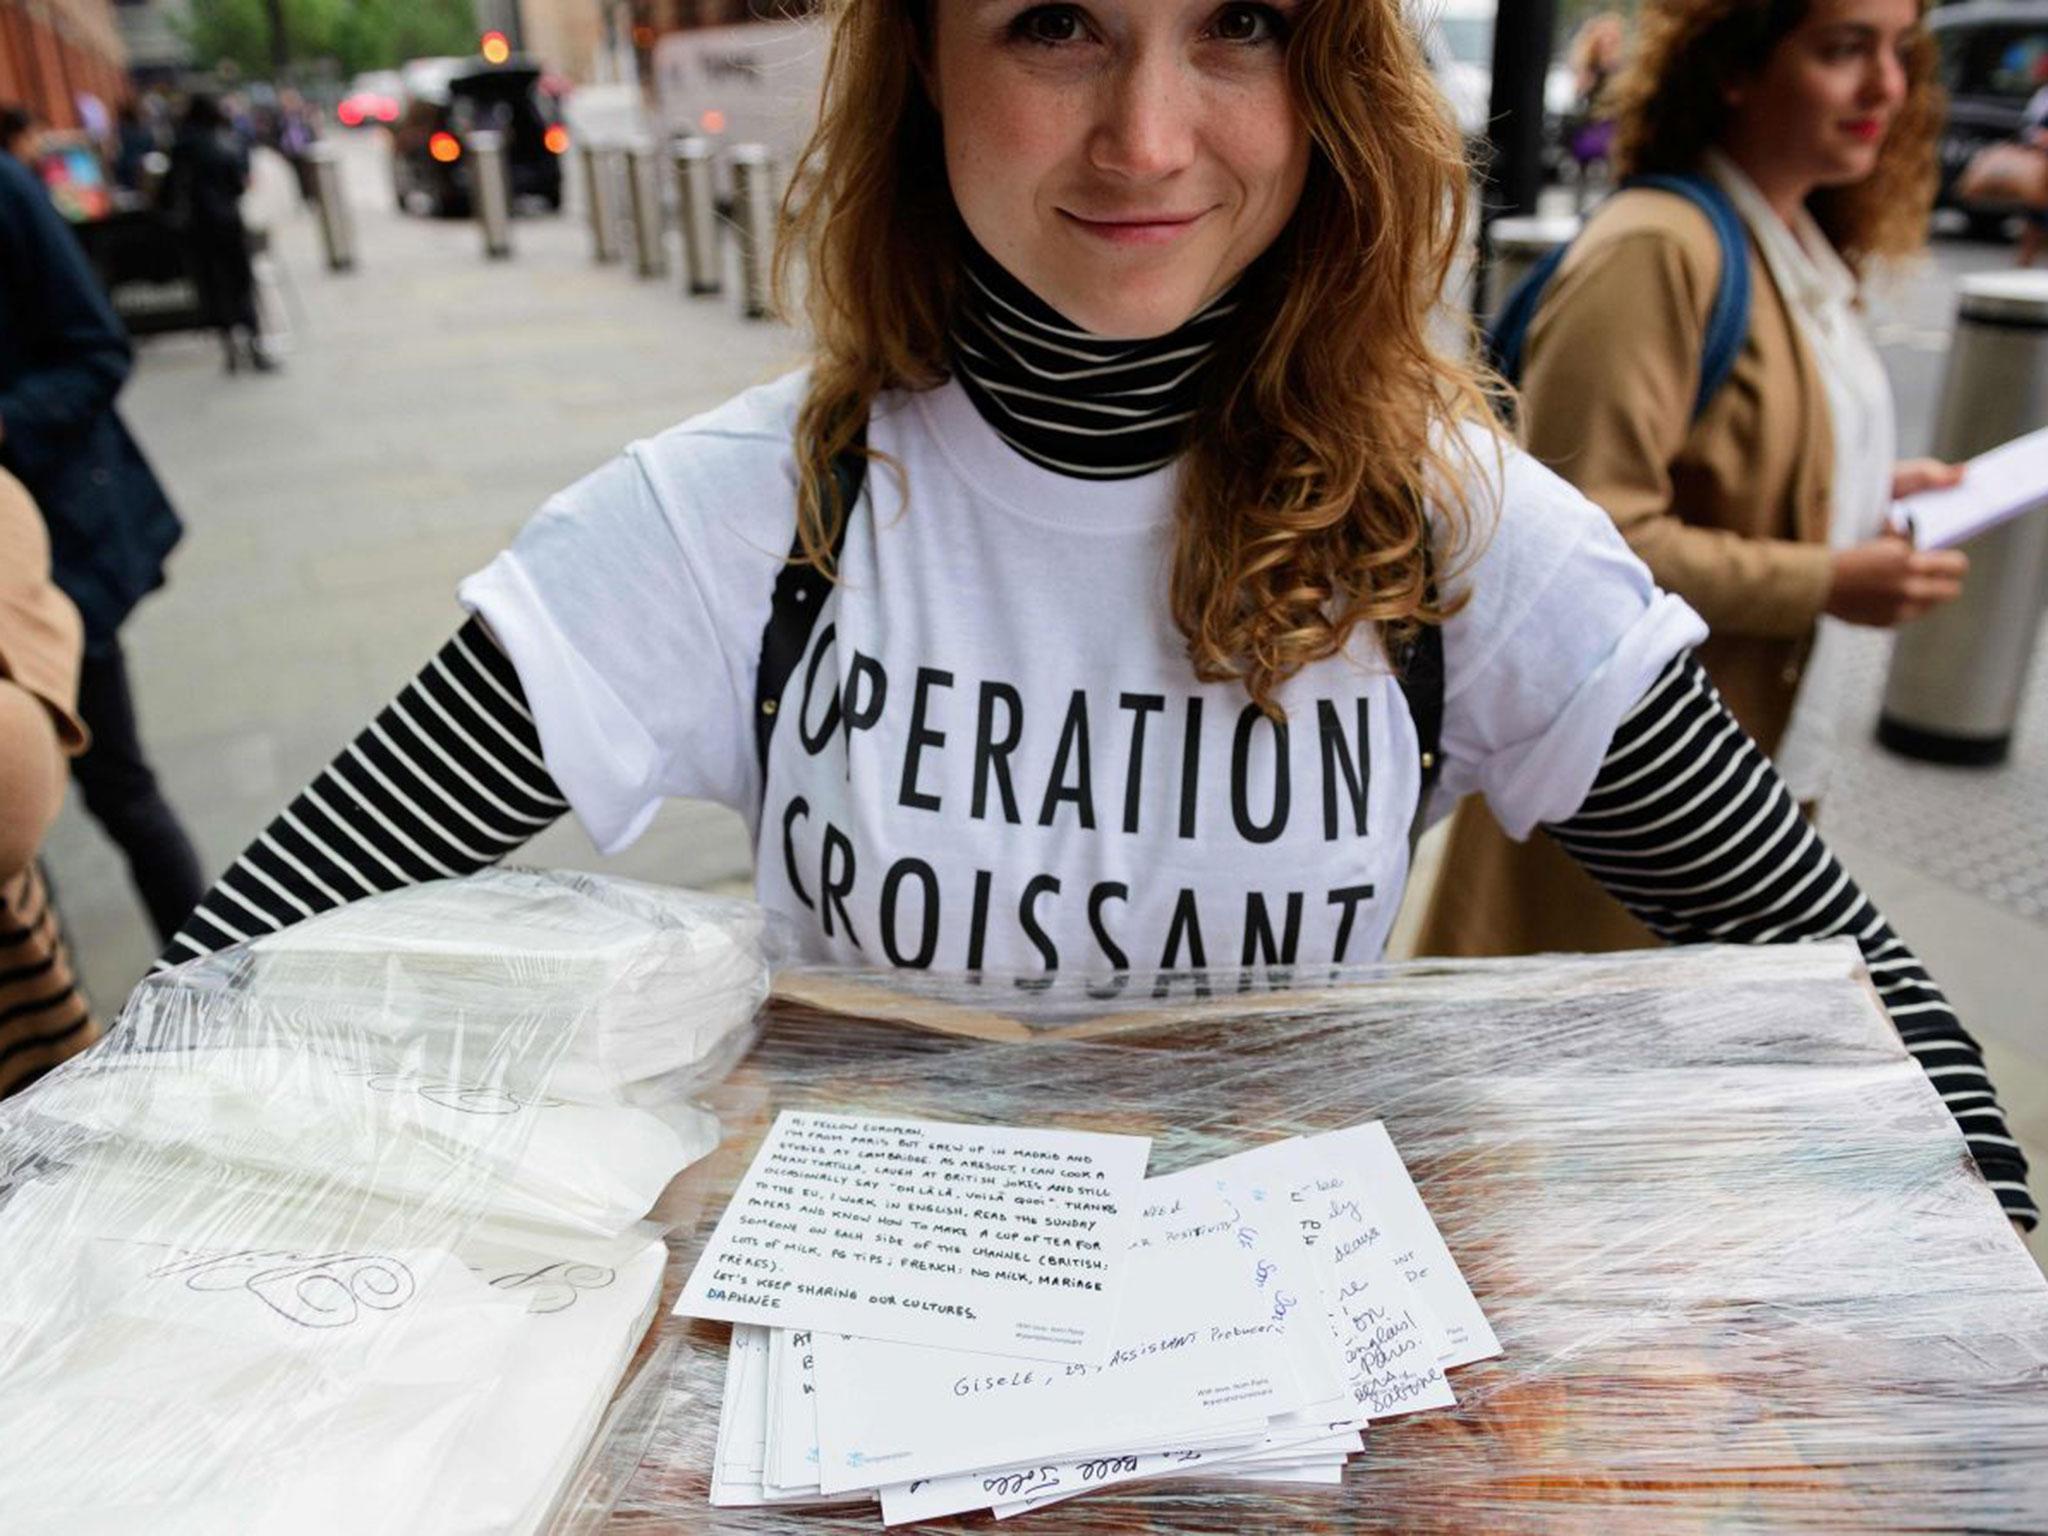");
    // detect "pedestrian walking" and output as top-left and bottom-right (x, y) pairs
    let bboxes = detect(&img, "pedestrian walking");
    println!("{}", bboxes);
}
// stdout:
(162, 93), (274, 374)
(164, 0), (2032, 1229)
(1564, 12), (1627, 206)
(1423, 0), (1972, 954)
(0, 149), (205, 948)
